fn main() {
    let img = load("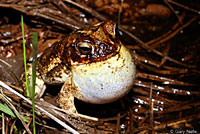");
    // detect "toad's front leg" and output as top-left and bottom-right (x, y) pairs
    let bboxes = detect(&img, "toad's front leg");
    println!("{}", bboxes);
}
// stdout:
(58, 76), (81, 114)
